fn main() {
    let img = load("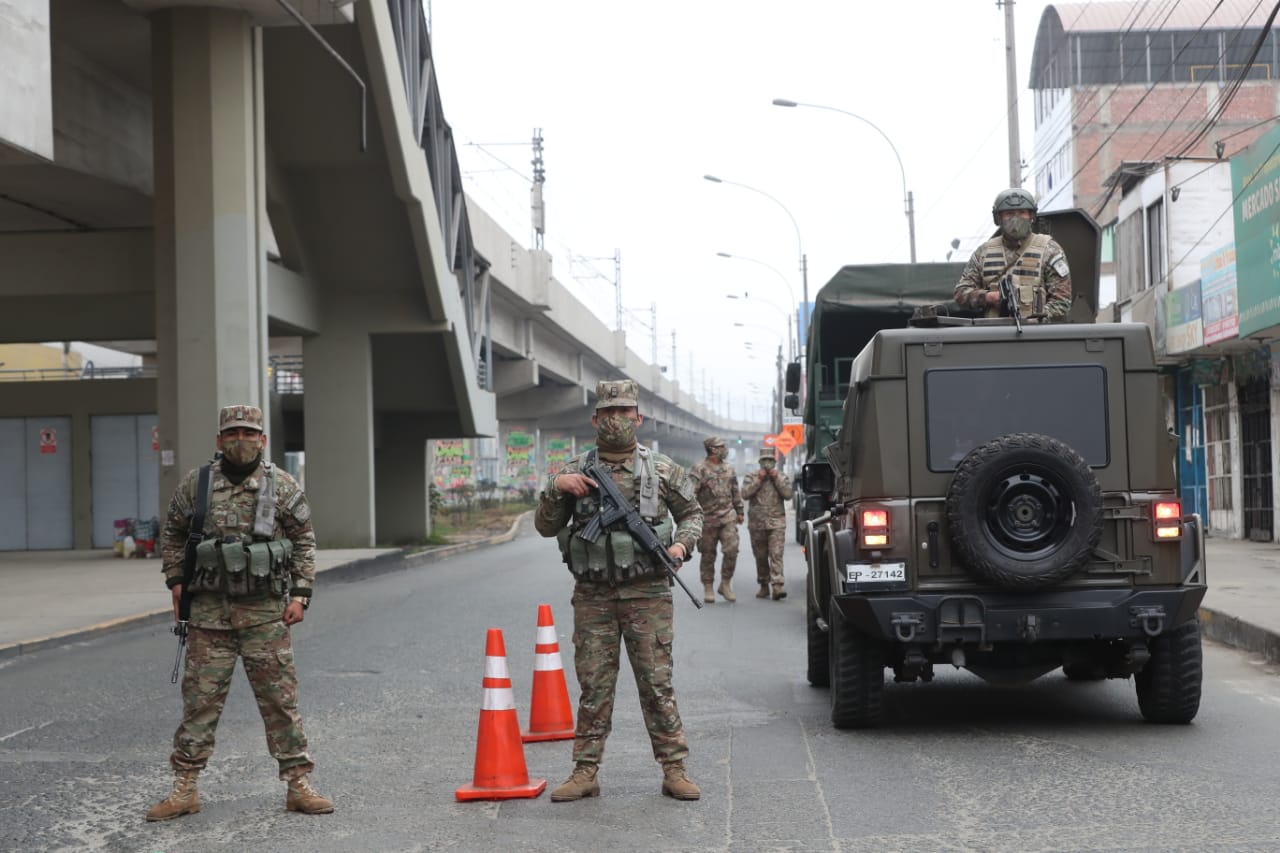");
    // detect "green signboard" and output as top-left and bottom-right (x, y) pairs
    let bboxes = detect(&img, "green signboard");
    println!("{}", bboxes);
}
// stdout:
(1230, 124), (1280, 339)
